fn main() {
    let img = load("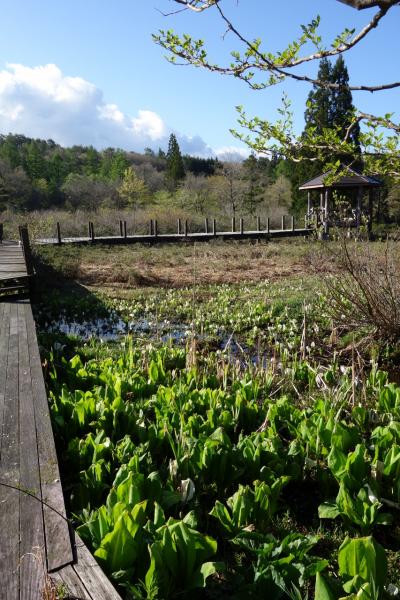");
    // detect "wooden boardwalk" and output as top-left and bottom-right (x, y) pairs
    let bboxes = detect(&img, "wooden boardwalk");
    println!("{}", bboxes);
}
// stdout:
(0, 242), (30, 297)
(0, 241), (122, 598)
(37, 227), (312, 247)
